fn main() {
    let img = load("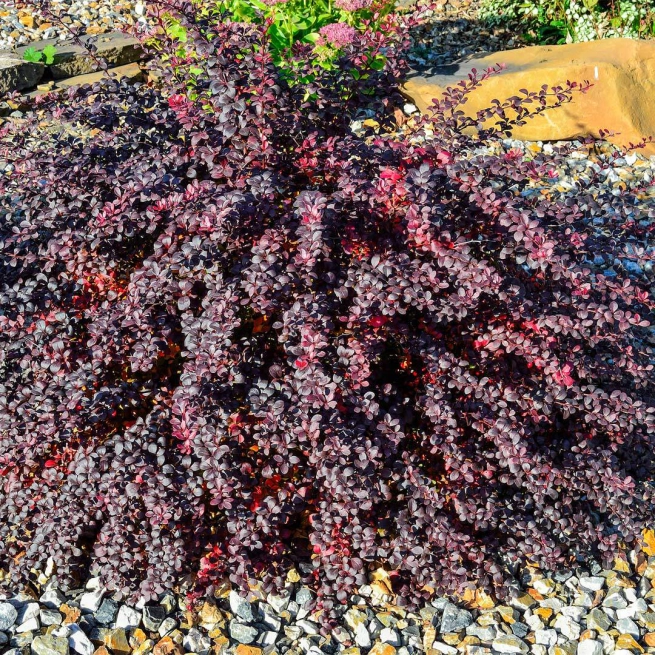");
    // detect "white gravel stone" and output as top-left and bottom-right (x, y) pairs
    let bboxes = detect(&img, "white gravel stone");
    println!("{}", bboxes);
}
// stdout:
(492, 636), (529, 654)
(535, 630), (558, 647)
(79, 589), (104, 613)
(616, 618), (640, 637)
(115, 605), (141, 630)
(68, 625), (94, 655)
(433, 642), (458, 655)
(16, 616), (40, 633)
(354, 623), (371, 648)
(381, 628), (401, 646)
(561, 607), (586, 622)
(579, 577), (605, 592)
(577, 640), (603, 655)
(526, 615), (545, 631)
(554, 615), (582, 641)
